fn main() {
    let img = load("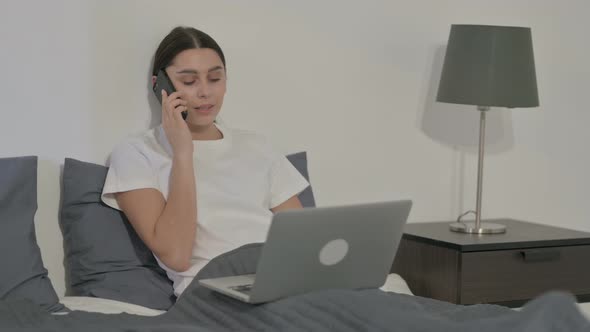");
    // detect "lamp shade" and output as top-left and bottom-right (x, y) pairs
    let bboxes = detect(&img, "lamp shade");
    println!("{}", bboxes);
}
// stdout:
(436, 24), (539, 108)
